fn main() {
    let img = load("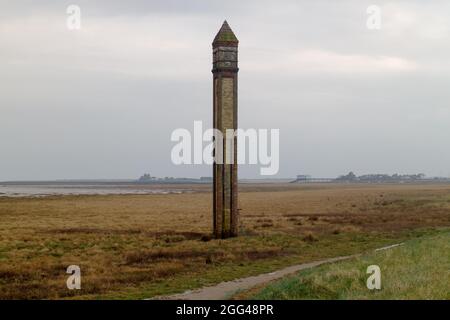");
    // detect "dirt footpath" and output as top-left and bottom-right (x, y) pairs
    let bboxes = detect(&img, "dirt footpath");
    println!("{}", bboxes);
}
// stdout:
(154, 242), (403, 300)
(154, 255), (355, 300)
